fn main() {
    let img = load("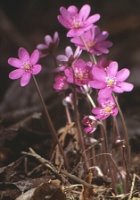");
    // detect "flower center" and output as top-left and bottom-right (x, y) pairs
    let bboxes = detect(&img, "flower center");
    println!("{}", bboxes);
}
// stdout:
(104, 106), (113, 114)
(75, 70), (89, 84)
(87, 40), (96, 48)
(23, 63), (31, 72)
(106, 77), (116, 87)
(72, 18), (81, 28)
